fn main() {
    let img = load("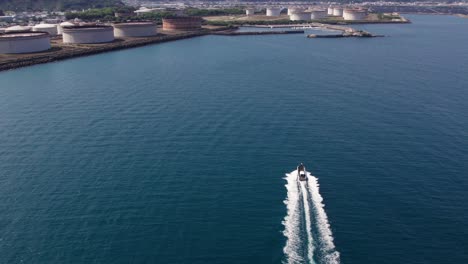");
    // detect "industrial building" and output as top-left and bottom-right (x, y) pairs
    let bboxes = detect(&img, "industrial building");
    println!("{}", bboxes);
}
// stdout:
(113, 22), (157, 38)
(289, 12), (311, 21)
(32, 23), (58, 36)
(0, 32), (50, 54)
(266, 7), (282, 17)
(327, 7), (334, 15)
(62, 26), (114, 44)
(343, 9), (368, 20)
(310, 10), (328, 20)
(333, 7), (344, 17)
(162, 17), (202, 31)
(245, 8), (255, 16)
